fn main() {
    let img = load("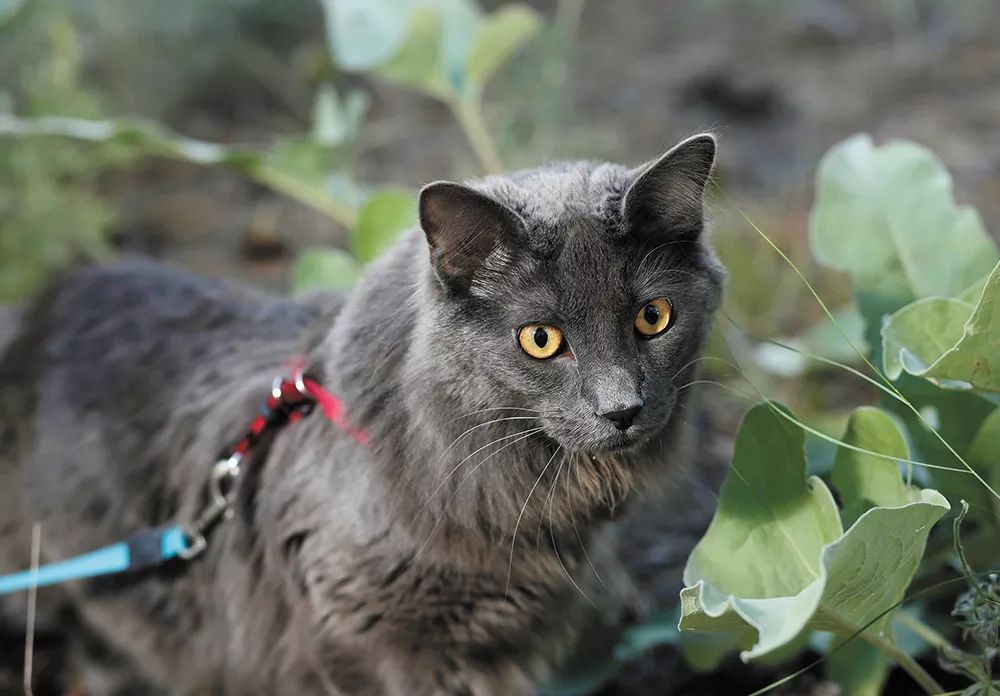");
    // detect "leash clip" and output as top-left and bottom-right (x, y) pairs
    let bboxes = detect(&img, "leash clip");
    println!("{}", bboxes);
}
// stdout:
(177, 453), (242, 560)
